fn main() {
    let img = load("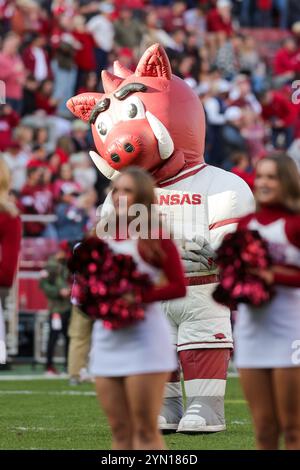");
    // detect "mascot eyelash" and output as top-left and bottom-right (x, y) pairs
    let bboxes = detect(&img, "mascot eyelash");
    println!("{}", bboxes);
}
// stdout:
(89, 98), (111, 125)
(114, 83), (147, 100)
